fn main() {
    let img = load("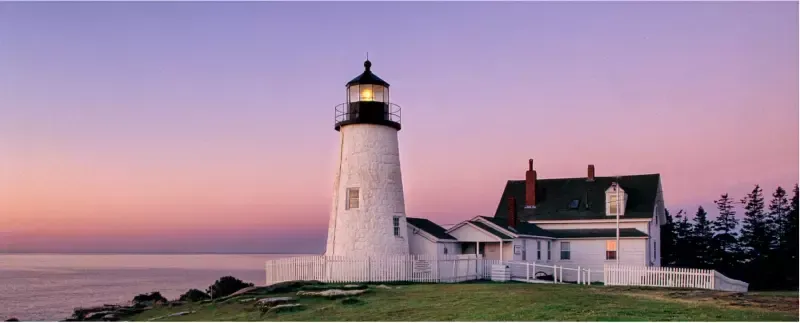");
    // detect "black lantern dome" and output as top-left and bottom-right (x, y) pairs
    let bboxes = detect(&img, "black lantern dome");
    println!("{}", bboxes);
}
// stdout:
(334, 60), (401, 131)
